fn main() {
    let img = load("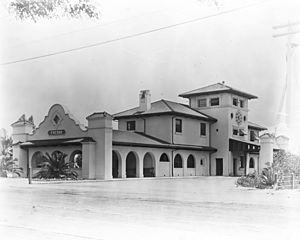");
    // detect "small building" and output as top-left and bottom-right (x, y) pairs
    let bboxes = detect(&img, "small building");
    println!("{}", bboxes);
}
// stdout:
(12, 82), (269, 180)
